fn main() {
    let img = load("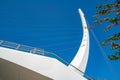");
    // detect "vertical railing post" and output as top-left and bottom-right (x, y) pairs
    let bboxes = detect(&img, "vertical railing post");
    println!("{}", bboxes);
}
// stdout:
(0, 40), (3, 45)
(16, 44), (20, 50)
(32, 48), (37, 54)
(41, 49), (44, 56)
